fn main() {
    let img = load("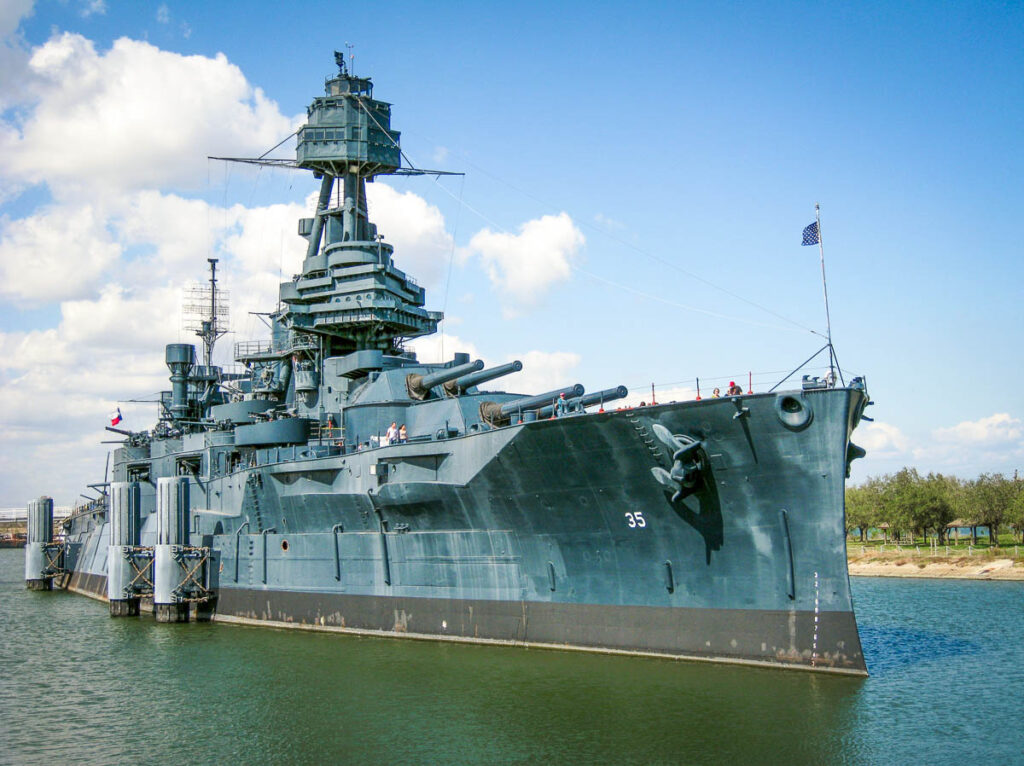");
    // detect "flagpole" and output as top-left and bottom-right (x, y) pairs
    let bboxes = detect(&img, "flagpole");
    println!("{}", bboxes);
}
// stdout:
(814, 203), (836, 380)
